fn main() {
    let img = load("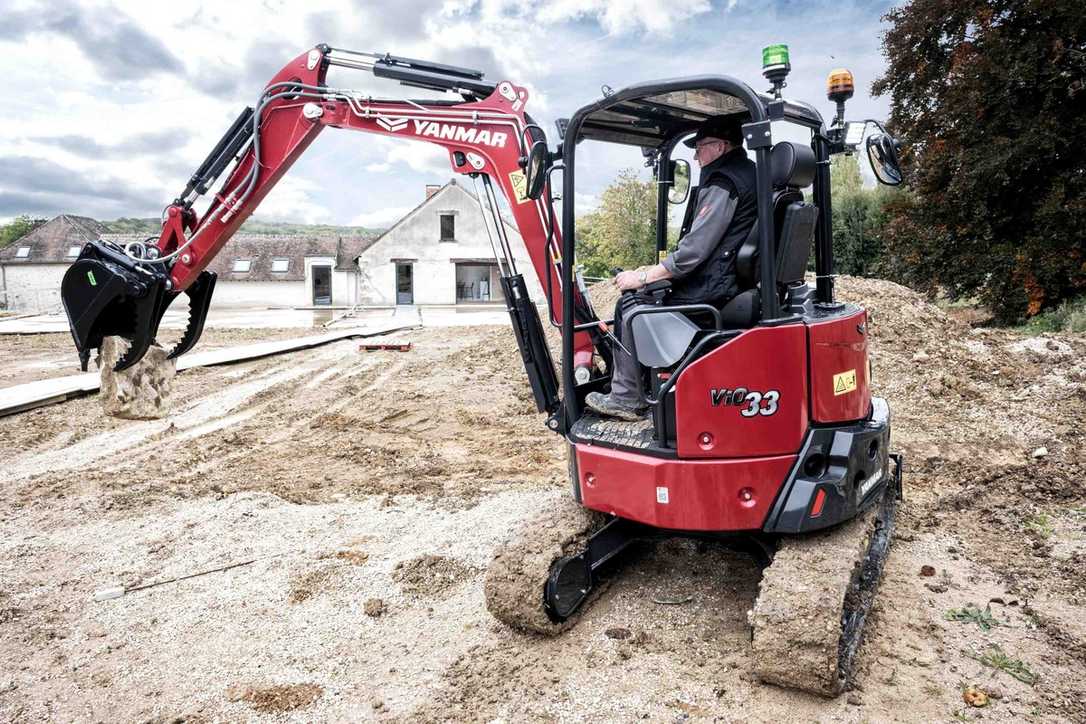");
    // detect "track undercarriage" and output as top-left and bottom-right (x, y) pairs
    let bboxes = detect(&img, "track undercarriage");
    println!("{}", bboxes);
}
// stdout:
(484, 468), (901, 697)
